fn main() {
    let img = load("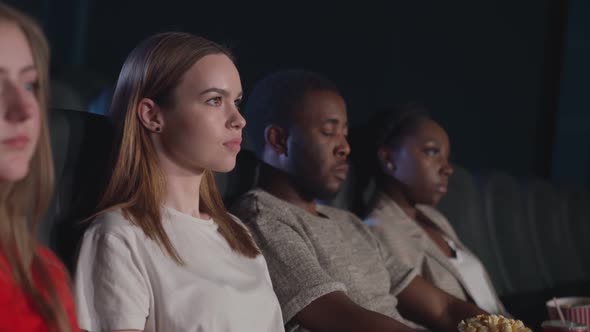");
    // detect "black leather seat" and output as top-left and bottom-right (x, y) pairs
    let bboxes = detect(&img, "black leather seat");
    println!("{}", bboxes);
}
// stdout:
(480, 172), (552, 294)
(562, 187), (590, 278)
(437, 166), (511, 295)
(218, 149), (260, 205)
(43, 108), (113, 272)
(524, 179), (585, 285)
